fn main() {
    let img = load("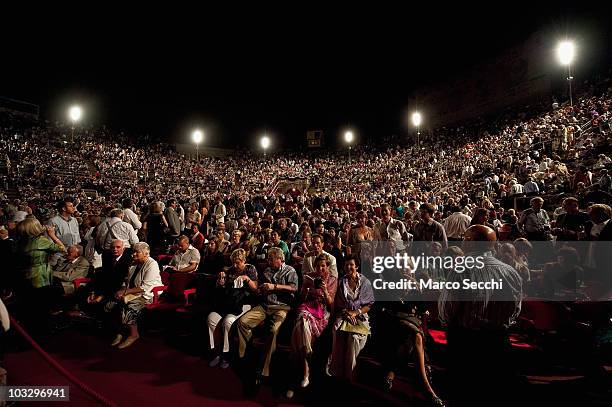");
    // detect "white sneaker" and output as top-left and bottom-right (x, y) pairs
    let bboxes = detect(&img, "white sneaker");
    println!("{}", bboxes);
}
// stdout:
(325, 363), (332, 377)
(286, 390), (294, 399)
